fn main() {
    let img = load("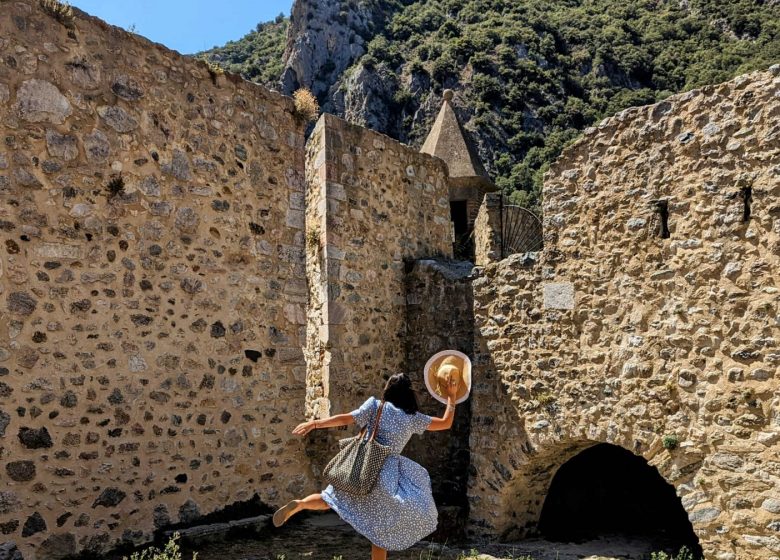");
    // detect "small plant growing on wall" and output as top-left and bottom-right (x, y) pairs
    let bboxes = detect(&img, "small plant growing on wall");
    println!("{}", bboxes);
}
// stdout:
(662, 434), (679, 451)
(651, 546), (697, 560)
(293, 88), (320, 123)
(195, 55), (225, 85)
(105, 174), (125, 200)
(306, 227), (320, 249)
(123, 533), (196, 560)
(40, 0), (75, 28)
